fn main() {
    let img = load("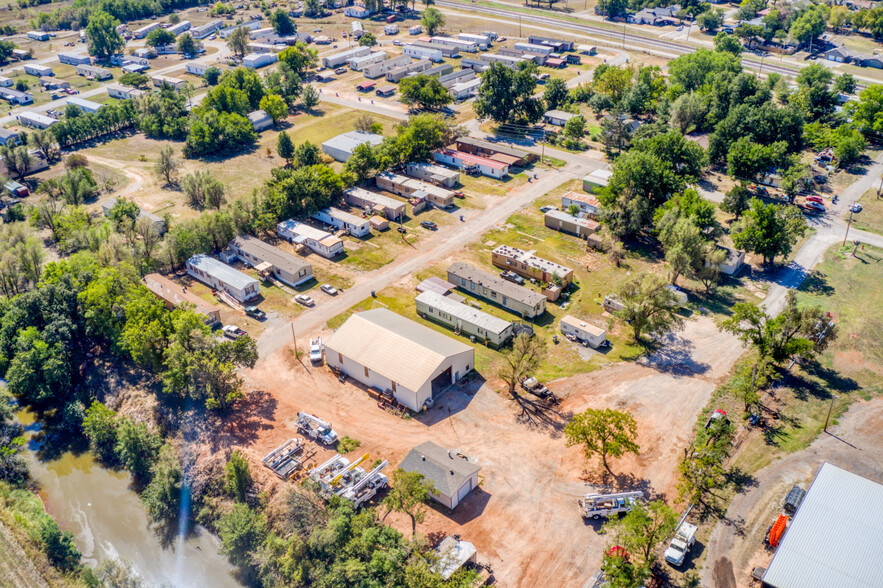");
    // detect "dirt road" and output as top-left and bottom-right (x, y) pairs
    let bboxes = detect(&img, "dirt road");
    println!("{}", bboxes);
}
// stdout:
(241, 316), (742, 587)
(702, 397), (883, 588)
